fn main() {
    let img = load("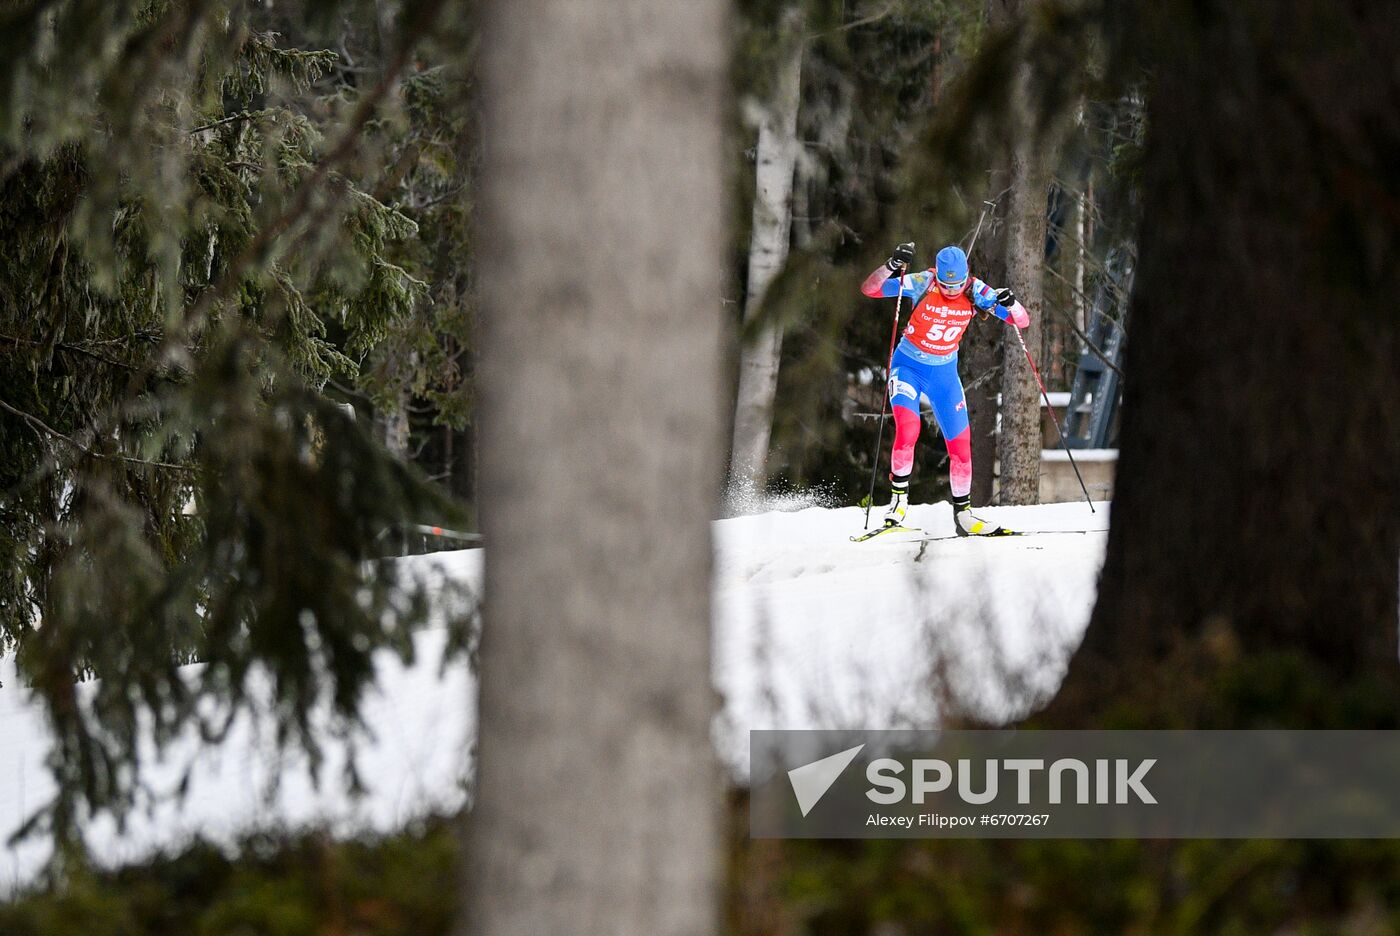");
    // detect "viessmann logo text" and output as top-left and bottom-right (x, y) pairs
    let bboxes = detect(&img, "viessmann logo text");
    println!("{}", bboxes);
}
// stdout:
(788, 744), (1157, 817)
